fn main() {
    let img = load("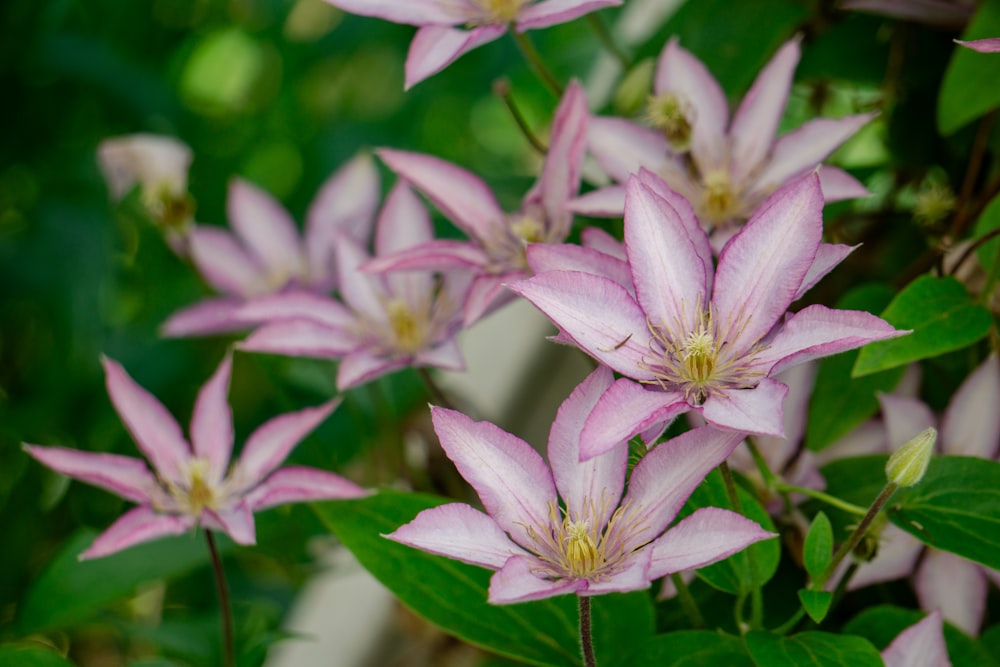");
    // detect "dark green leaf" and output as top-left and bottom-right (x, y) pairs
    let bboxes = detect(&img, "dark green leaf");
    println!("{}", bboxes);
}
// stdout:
(745, 631), (882, 667)
(314, 492), (654, 667)
(683, 470), (780, 595)
(891, 456), (1000, 570)
(797, 590), (833, 624)
(803, 512), (833, 580)
(0, 645), (76, 667)
(852, 276), (992, 377)
(938, 0), (1000, 134)
(625, 631), (753, 667)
